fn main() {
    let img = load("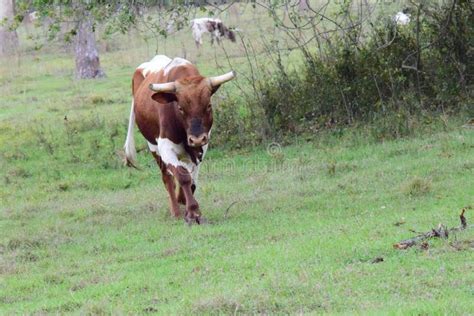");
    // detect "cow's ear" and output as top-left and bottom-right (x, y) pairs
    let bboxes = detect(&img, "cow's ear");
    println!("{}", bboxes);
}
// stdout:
(152, 92), (177, 104)
(211, 85), (221, 95)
